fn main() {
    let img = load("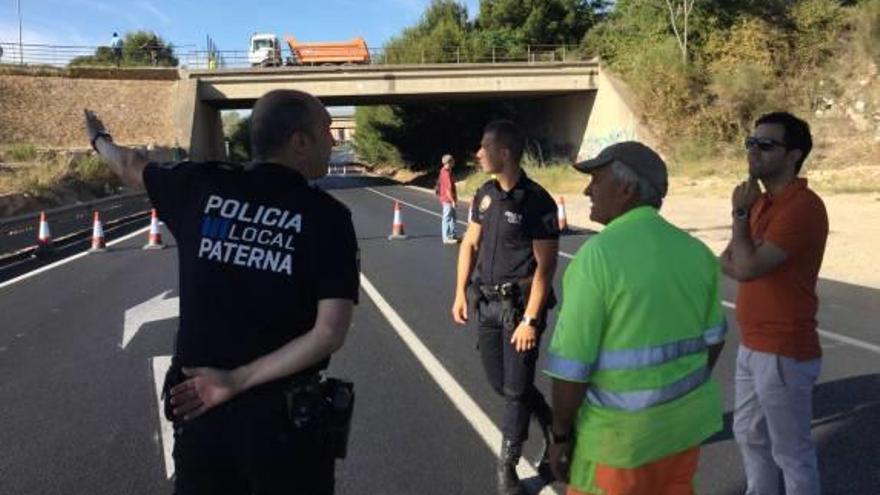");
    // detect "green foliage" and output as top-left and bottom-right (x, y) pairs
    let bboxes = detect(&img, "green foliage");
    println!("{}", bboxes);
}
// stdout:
(226, 115), (252, 162)
(71, 155), (120, 194)
(8, 143), (38, 162)
(853, 0), (880, 61)
(69, 31), (178, 67)
(353, 106), (404, 166)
